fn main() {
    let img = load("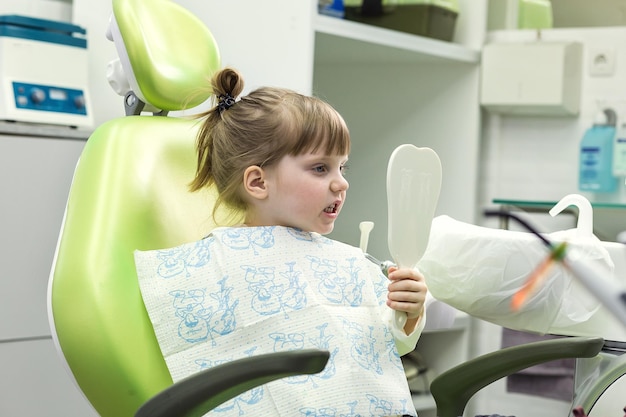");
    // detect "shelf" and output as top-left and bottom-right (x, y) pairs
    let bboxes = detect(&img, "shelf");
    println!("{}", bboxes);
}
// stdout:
(314, 14), (480, 65)
(493, 198), (626, 210)
(492, 198), (626, 241)
(0, 121), (91, 140)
